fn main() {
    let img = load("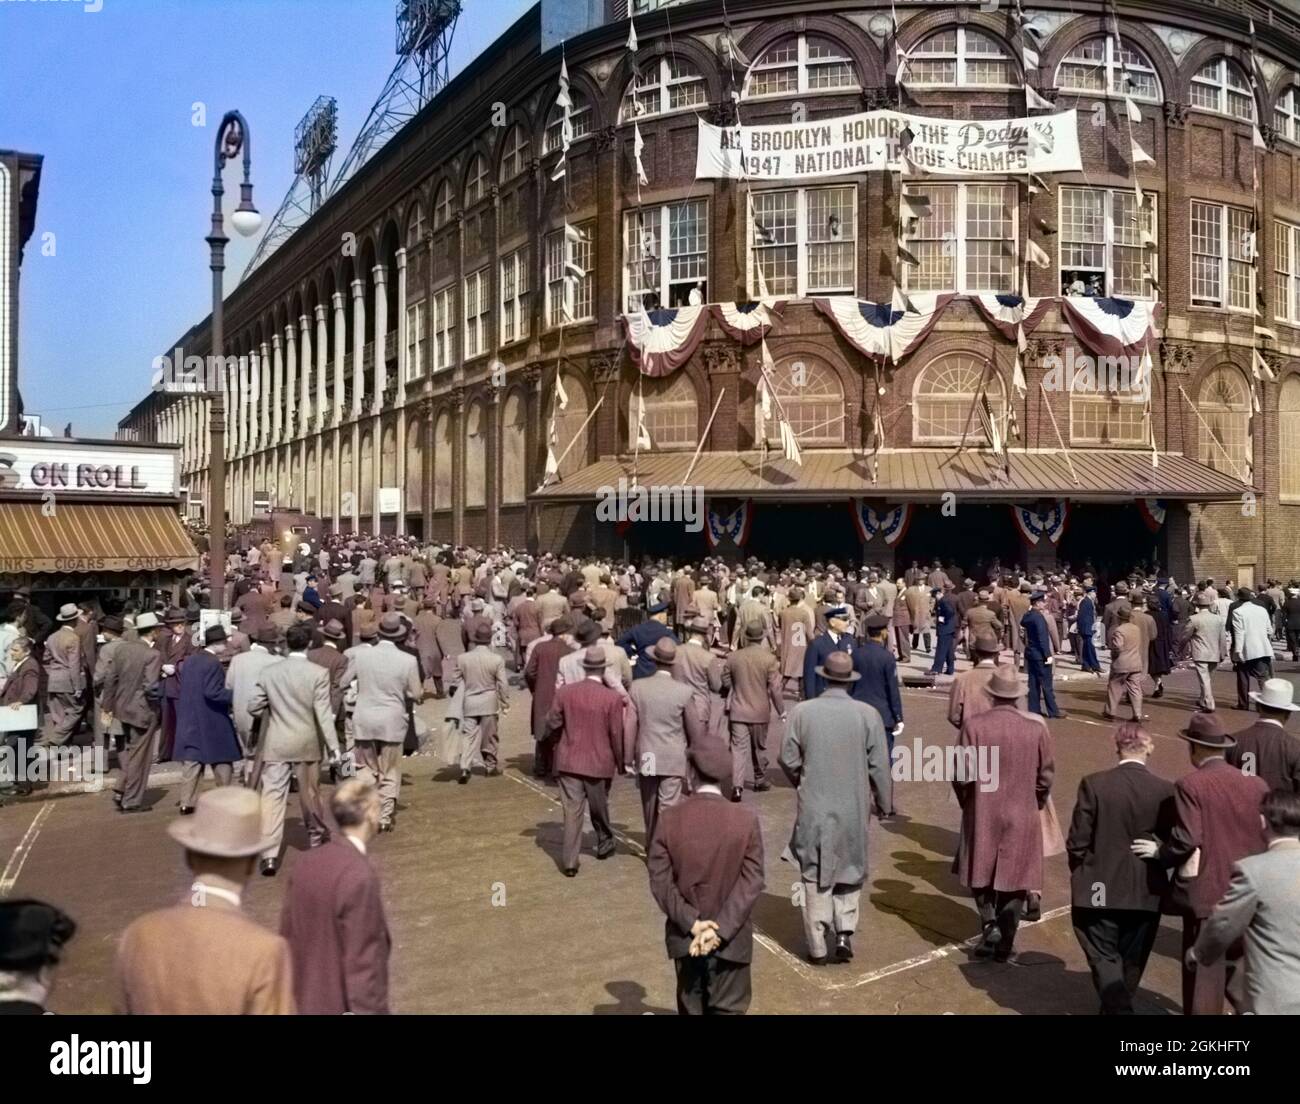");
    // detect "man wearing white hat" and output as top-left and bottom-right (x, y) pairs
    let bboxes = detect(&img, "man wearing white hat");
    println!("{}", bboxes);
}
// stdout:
(41, 604), (85, 747)
(115, 787), (295, 1014)
(1227, 678), (1300, 794)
